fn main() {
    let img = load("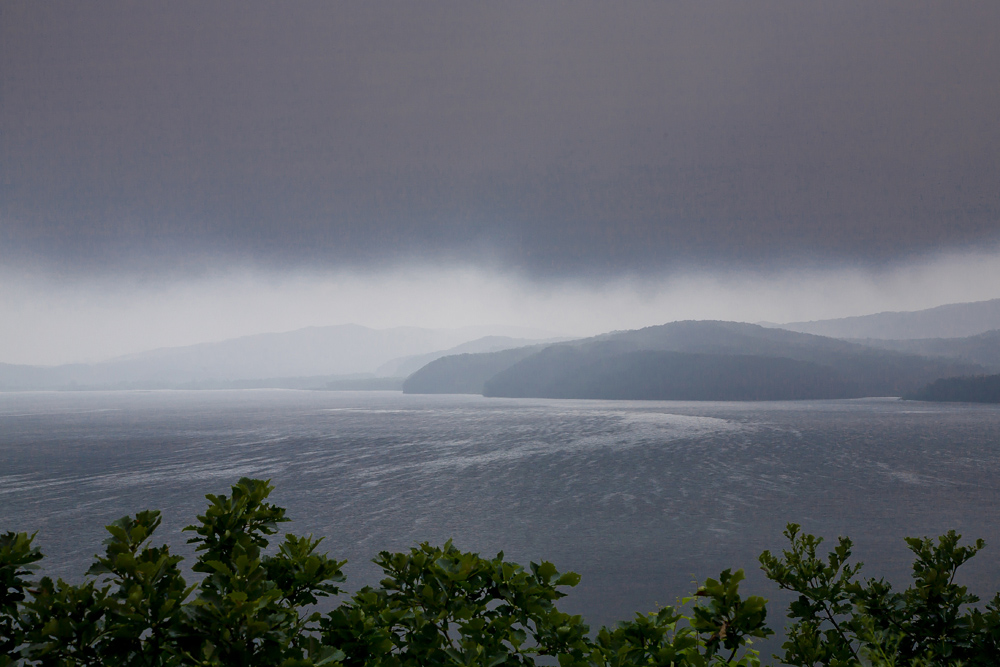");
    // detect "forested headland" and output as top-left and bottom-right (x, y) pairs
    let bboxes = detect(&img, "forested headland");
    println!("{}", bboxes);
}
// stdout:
(404, 321), (983, 401)
(904, 374), (1000, 403)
